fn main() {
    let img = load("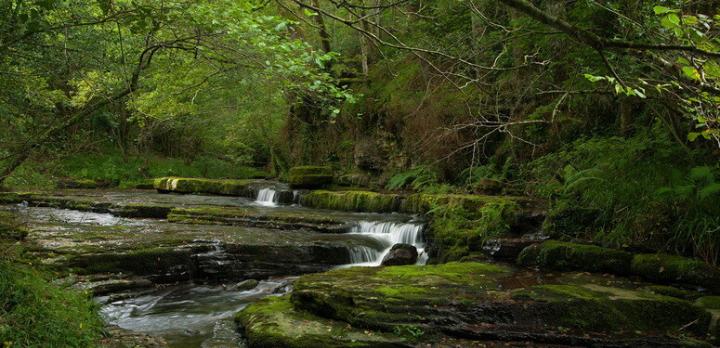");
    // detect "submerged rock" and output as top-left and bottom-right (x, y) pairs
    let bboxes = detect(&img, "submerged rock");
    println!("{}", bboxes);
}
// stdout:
(229, 279), (259, 291)
(287, 166), (333, 189)
(381, 243), (417, 266)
